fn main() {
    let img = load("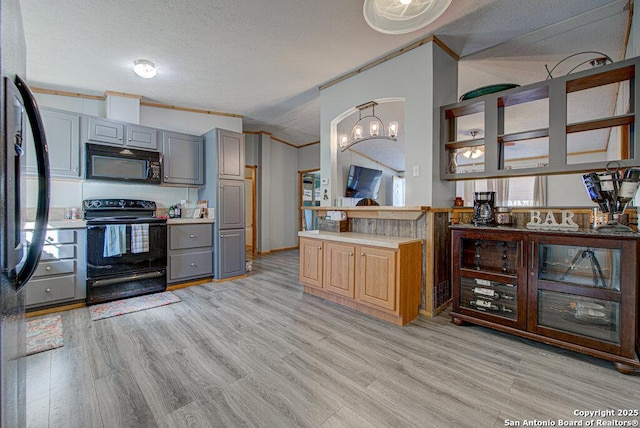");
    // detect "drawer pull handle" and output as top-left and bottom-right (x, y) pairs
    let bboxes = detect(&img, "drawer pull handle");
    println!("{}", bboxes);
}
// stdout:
(190, 234), (195, 238)
(190, 263), (197, 267)
(46, 236), (54, 242)
(45, 288), (51, 293)
(360, 252), (364, 256)
(318, 246), (321, 250)
(349, 252), (353, 256)
(45, 266), (51, 271)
